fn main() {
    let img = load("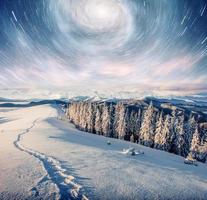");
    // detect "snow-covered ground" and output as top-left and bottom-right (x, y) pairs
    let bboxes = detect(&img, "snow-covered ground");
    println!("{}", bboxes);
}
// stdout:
(0, 104), (207, 200)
